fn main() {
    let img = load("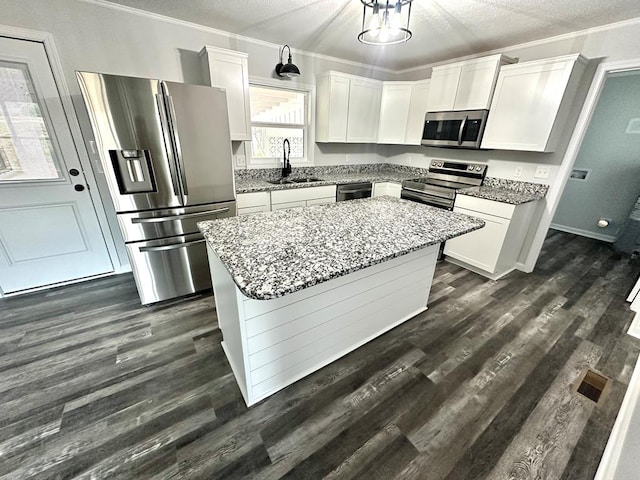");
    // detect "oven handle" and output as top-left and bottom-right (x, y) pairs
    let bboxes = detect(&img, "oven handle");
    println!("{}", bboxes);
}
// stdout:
(402, 186), (453, 200)
(401, 190), (453, 208)
(338, 188), (371, 194)
(457, 115), (468, 146)
(139, 238), (205, 253)
(132, 207), (230, 224)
